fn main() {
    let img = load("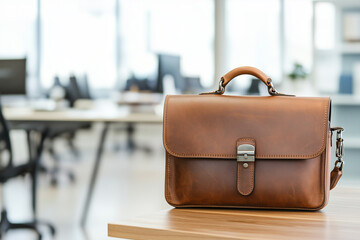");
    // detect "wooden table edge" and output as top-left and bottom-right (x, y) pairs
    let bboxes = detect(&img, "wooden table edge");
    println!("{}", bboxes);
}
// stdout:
(108, 223), (245, 240)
